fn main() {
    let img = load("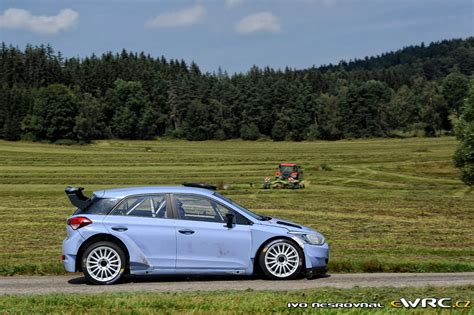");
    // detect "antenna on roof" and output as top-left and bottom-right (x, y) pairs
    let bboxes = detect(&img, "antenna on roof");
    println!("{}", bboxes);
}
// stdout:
(182, 182), (217, 191)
